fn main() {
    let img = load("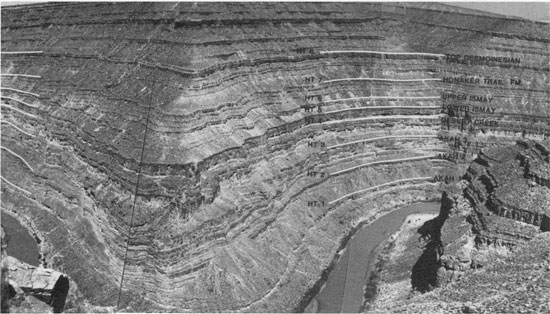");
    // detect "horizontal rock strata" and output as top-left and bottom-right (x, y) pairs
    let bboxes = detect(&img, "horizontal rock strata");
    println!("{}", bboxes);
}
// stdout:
(1, 2), (549, 311)
(434, 140), (550, 286)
